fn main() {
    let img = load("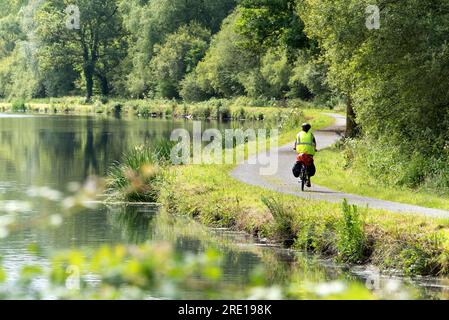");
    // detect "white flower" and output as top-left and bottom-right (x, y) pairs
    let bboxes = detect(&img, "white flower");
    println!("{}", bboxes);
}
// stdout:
(49, 214), (63, 227)
(313, 281), (346, 297)
(247, 286), (283, 300)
